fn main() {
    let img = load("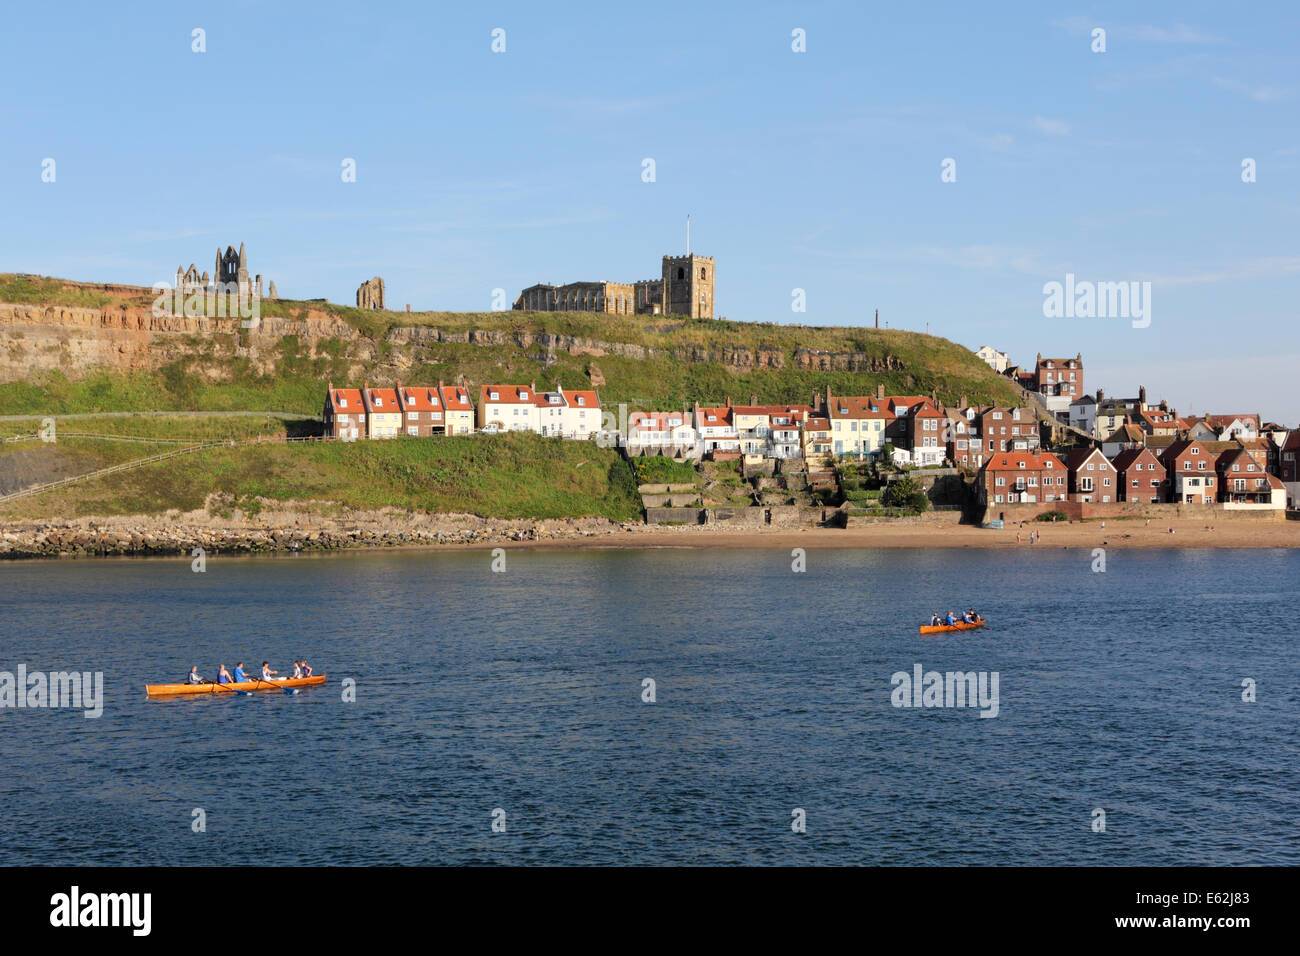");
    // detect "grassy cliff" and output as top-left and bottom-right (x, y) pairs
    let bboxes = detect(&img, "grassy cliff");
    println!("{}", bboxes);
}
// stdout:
(0, 274), (1019, 416)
